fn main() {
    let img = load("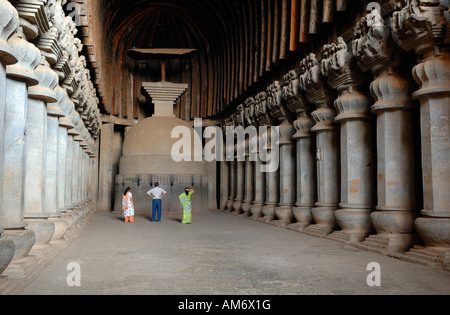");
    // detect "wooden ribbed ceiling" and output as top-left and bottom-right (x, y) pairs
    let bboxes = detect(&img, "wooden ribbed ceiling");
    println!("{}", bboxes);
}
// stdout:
(93, 0), (364, 120)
